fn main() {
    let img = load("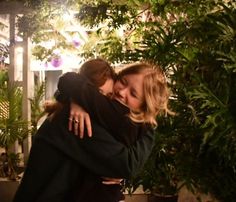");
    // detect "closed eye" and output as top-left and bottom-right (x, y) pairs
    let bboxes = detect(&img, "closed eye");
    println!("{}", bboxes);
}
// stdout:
(130, 89), (138, 98)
